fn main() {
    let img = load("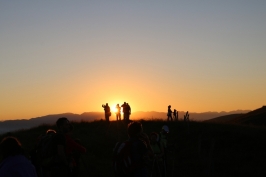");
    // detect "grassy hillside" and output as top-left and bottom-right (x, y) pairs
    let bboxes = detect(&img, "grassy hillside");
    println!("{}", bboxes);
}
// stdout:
(230, 106), (266, 125)
(1, 120), (266, 177)
(204, 114), (243, 124)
